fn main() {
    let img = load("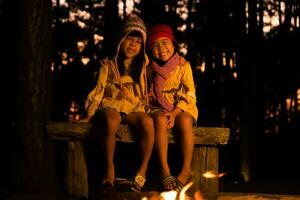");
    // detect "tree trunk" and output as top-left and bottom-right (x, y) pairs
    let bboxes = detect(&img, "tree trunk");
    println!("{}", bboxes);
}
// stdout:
(13, 0), (58, 196)
(239, 0), (263, 183)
